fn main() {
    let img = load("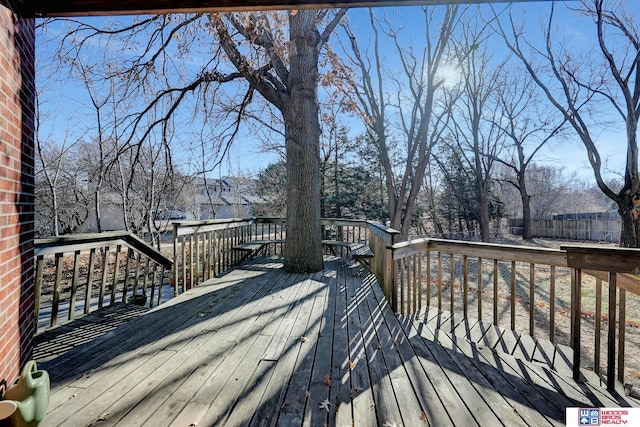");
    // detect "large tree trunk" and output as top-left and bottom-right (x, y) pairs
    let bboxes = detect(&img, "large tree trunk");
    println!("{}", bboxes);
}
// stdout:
(518, 170), (532, 240)
(283, 11), (324, 273)
(479, 193), (490, 242)
(618, 193), (639, 248)
(94, 189), (102, 233)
